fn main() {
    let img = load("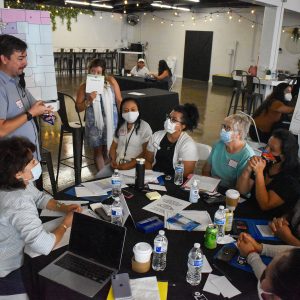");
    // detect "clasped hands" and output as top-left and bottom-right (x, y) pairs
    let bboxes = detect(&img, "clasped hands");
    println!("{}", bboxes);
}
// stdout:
(237, 232), (263, 257)
(246, 156), (266, 174)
